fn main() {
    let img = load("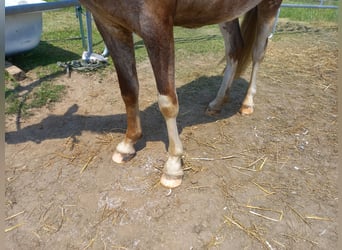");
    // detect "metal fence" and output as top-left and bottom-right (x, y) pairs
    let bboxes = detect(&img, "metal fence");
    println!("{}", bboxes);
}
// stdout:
(281, 0), (338, 9)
